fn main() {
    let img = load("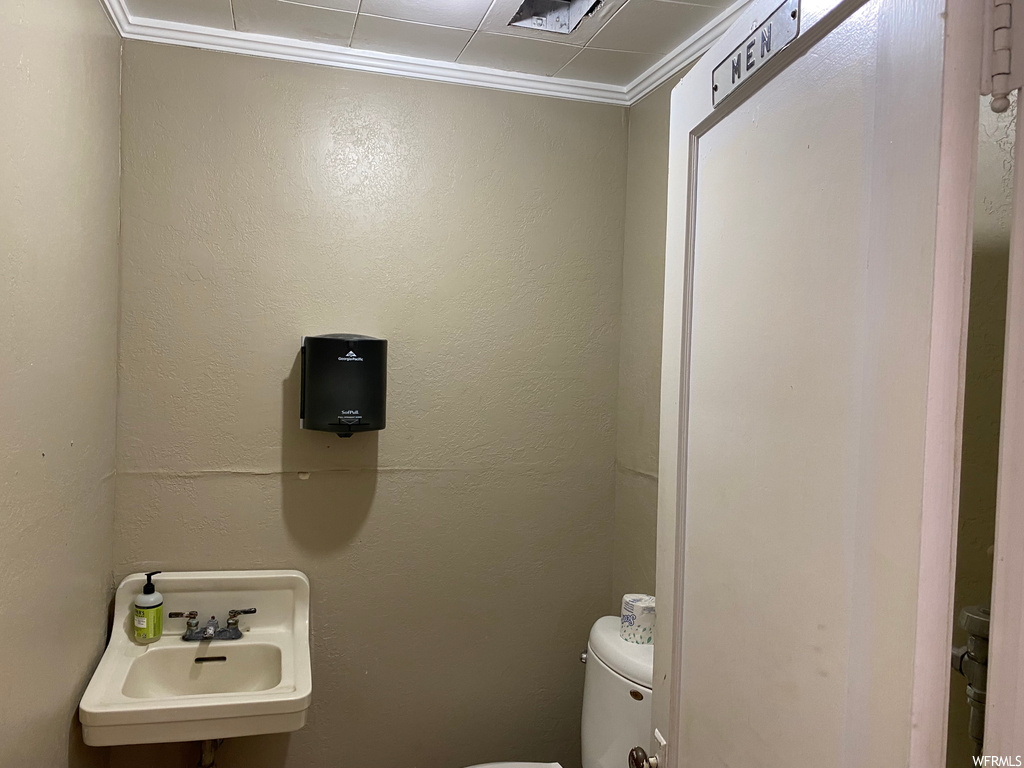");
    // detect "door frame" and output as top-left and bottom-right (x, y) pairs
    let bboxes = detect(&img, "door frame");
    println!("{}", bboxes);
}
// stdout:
(985, 99), (1024, 756)
(654, 0), (985, 765)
